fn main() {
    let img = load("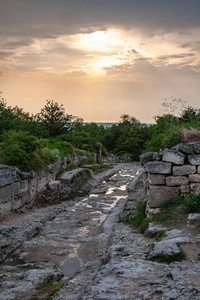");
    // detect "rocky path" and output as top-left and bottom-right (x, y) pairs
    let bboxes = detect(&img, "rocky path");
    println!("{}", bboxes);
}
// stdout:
(0, 163), (200, 299)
